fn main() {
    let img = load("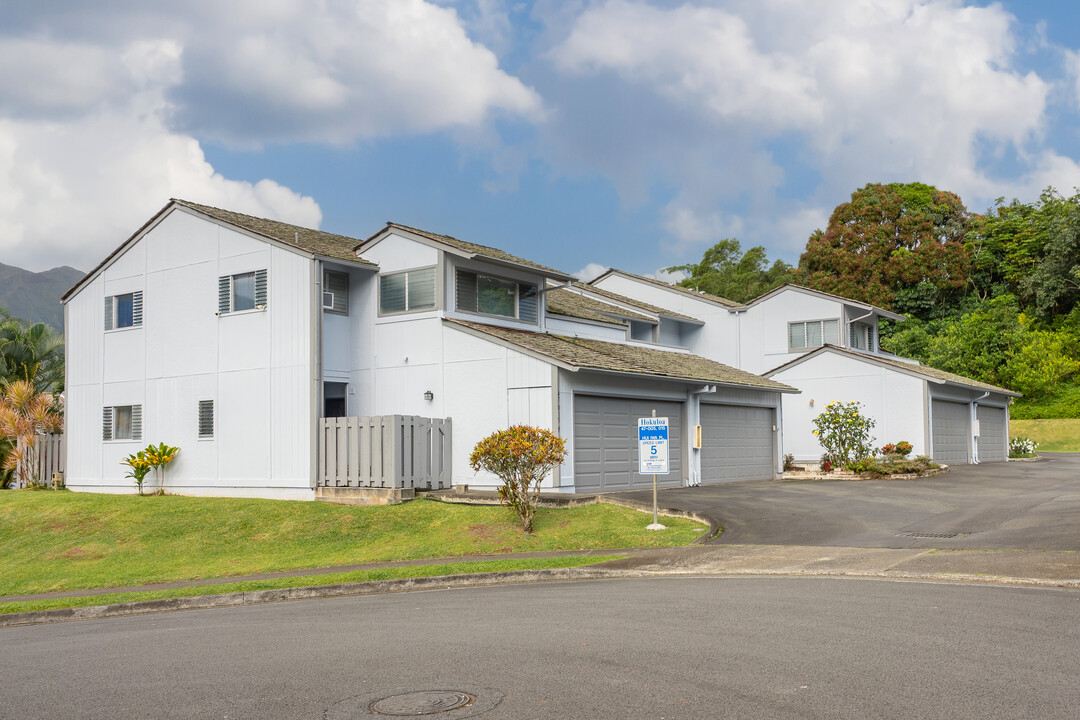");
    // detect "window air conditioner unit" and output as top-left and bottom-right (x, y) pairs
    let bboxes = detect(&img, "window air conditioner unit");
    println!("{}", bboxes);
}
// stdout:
(322, 291), (335, 309)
